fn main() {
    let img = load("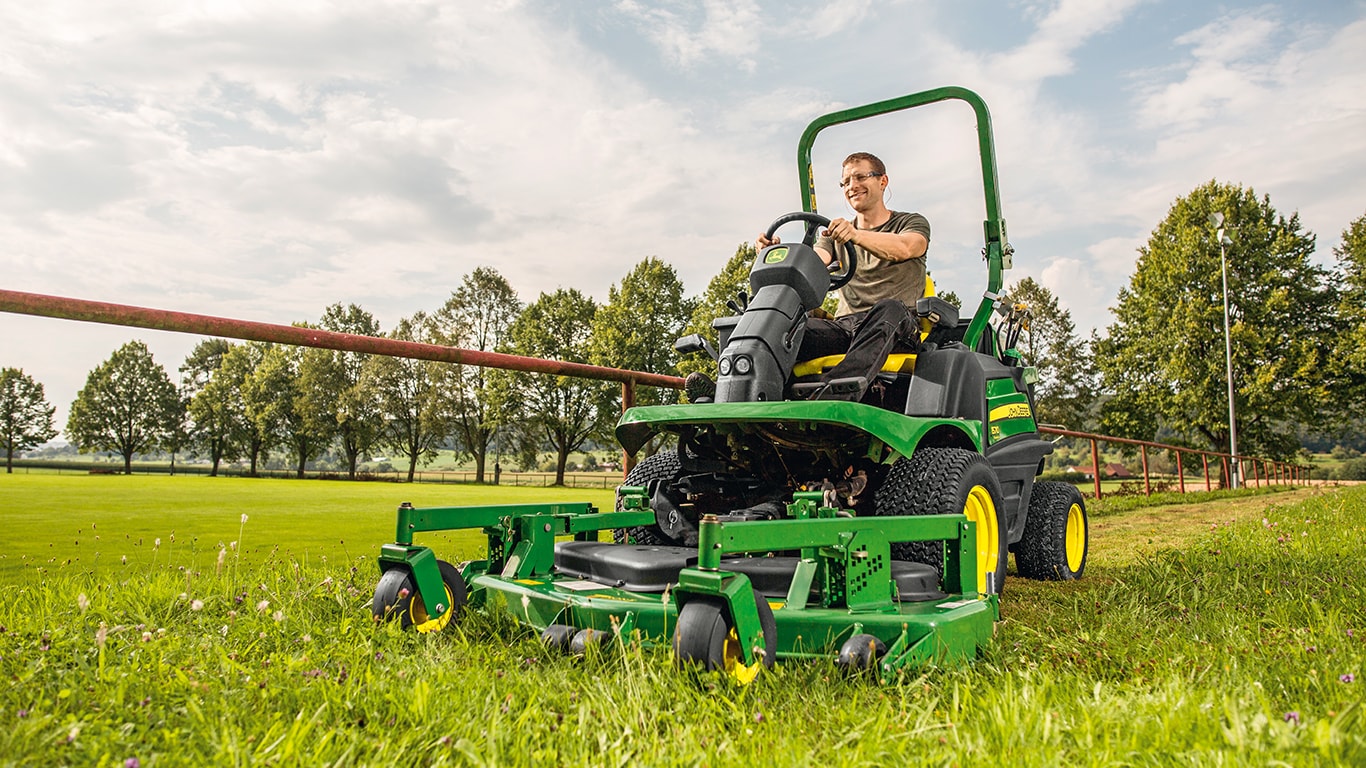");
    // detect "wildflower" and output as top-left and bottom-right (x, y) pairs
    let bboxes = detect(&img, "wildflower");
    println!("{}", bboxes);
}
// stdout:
(300, 634), (312, 643)
(272, 611), (284, 622)
(230, 541), (237, 551)
(241, 514), (248, 524)
(217, 549), (226, 570)
(121, 555), (127, 565)
(125, 758), (140, 768)
(190, 600), (204, 612)
(1342, 674), (1356, 683)
(256, 600), (270, 613)
(154, 538), (161, 548)
(78, 593), (90, 612)
(755, 712), (765, 723)
(95, 623), (108, 648)
(1284, 711), (1300, 725)
(219, 625), (229, 638)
